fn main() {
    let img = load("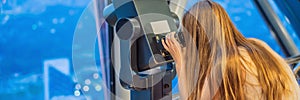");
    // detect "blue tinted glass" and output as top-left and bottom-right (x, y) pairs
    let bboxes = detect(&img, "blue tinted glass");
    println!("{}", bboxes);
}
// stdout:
(1, 0), (294, 99)
(0, 0), (106, 99)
